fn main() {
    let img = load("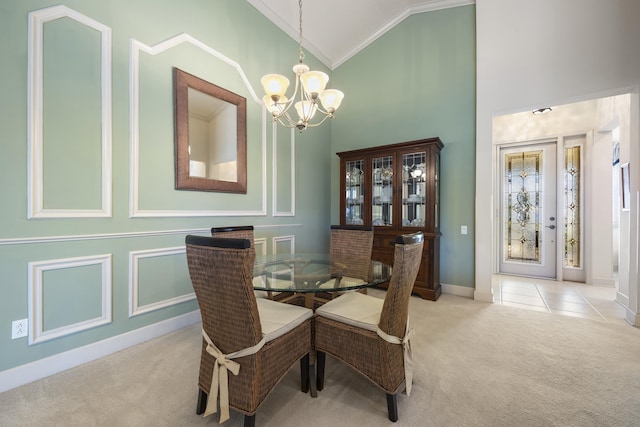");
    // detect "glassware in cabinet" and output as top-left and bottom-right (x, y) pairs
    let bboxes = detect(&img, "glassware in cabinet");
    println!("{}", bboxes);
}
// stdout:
(345, 159), (365, 225)
(372, 155), (393, 226)
(401, 151), (426, 227)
